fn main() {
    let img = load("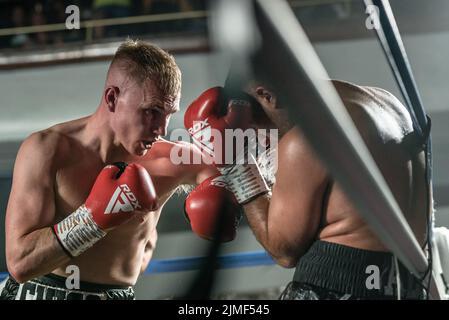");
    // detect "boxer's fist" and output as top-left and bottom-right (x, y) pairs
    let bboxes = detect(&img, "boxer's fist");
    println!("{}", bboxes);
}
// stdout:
(86, 162), (157, 230)
(53, 162), (157, 257)
(184, 87), (253, 166)
(185, 88), (270, 204)
(185, 174), (241, 242)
